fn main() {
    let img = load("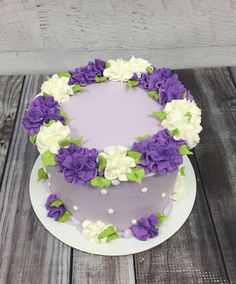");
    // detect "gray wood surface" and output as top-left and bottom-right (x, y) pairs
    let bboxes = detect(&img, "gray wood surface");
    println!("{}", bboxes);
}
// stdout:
(0, 76), (24, 186)
(1, 0), (236, 73)
(0, 76), (71, 284)
(0, 69), (235, 283)
(178, 68), (236, 283)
